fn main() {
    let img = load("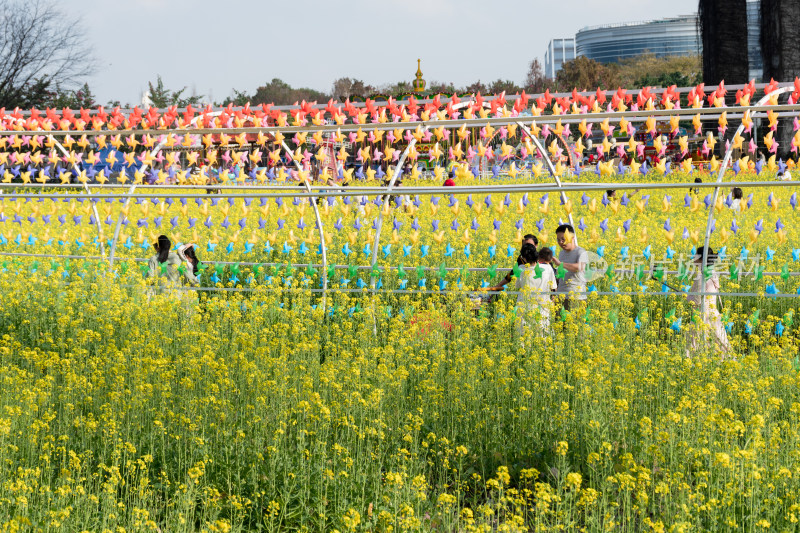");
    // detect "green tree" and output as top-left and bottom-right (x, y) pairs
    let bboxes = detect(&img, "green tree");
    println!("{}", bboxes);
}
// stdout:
(146, 75), (203, 108)
(219, 89), (250, 107)
(617, 54), (702, 87)
(331, 78), (375, 100)
(251, 78), (327, 106)
(51, 82), (96, 109)
(555, 56), (621, 91)
(426, 80), (458, 96)
(463, 80), (488, 94)
(488, 79), (523, 95)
